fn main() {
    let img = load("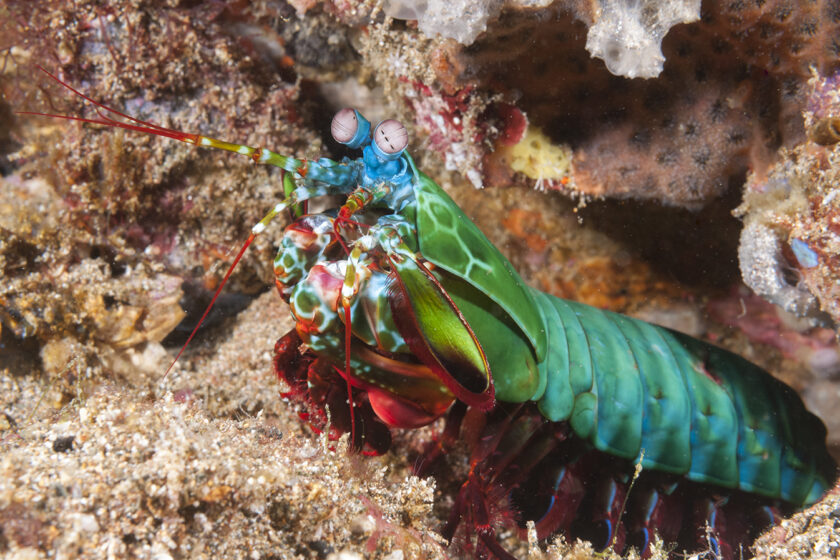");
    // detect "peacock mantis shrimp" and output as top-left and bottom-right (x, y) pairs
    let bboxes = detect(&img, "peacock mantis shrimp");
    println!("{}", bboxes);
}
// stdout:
(21, 67), (837, 559)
